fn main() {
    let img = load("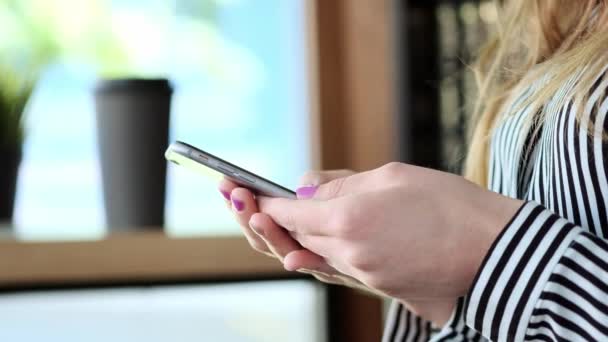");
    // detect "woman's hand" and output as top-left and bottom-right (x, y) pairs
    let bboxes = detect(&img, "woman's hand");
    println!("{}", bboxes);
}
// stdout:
(219, 167), (467, 326)
(218, 170), (374, 293)
(258, 162), (523, 301)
